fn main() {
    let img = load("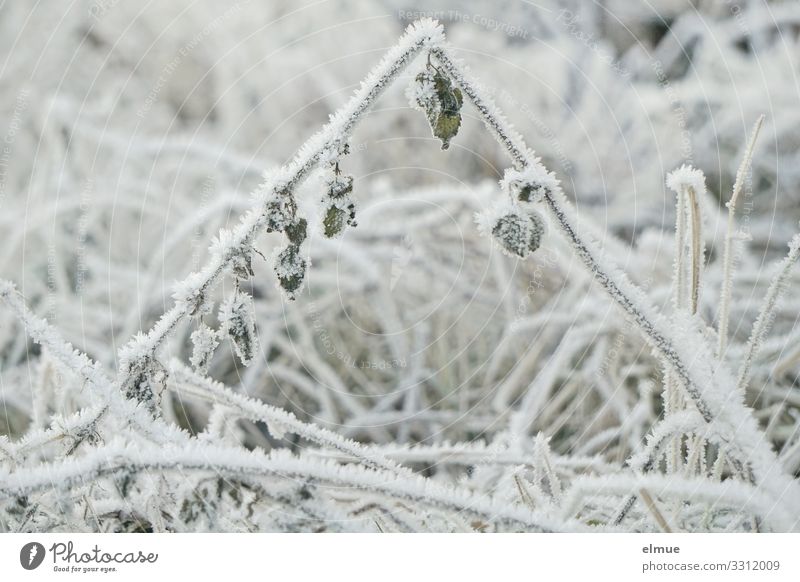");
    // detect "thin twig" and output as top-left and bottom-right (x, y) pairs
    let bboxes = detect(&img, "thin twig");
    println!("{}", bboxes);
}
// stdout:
(736, 234), (800, 393)
(718, 115), (765, 359)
